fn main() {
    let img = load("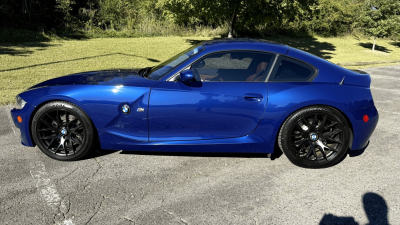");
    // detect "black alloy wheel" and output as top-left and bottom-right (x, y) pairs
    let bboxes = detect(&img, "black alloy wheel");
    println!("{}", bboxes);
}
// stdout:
(278, 106), (350, 168)
(32, 101), (96, 161)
